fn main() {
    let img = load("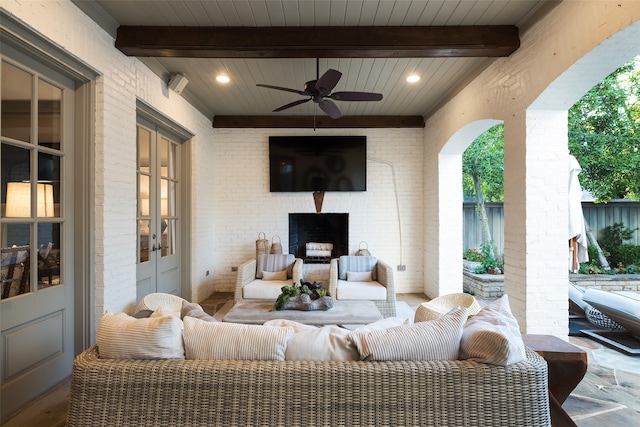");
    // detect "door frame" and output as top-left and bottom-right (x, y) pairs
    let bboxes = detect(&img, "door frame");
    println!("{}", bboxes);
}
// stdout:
(136, 100), (193, 301)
